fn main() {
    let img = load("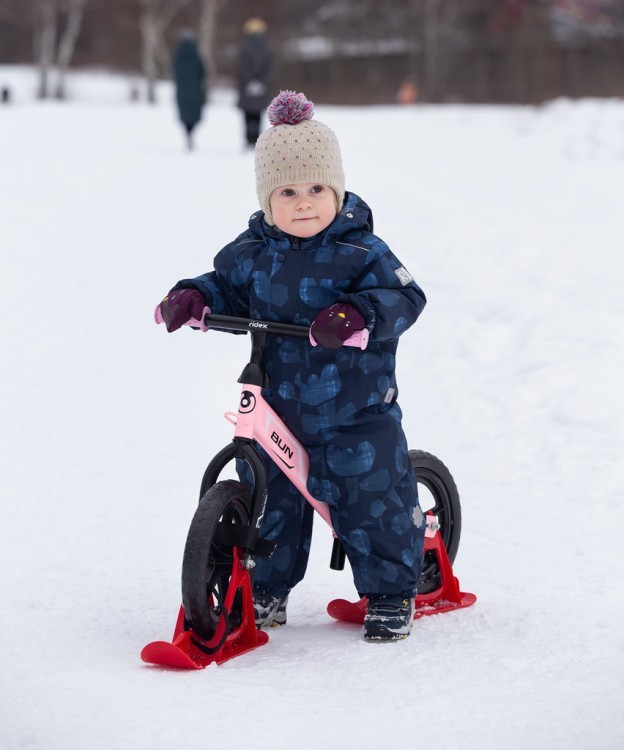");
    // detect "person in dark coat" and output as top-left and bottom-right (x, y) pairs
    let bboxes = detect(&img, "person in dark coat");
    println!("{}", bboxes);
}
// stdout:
(172, 30), (206, 150)
(156, 92), (427, 642)
(237, 18), (273, 147)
